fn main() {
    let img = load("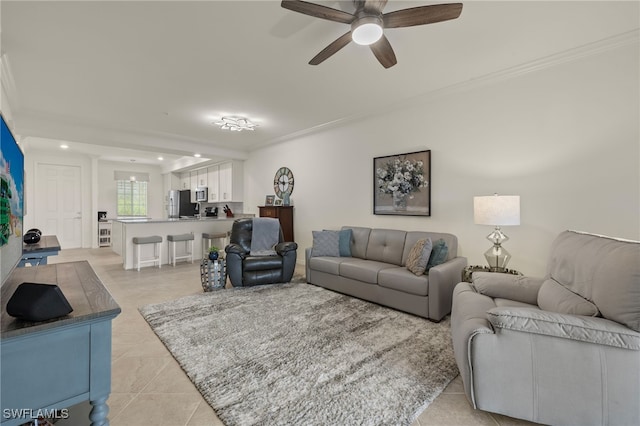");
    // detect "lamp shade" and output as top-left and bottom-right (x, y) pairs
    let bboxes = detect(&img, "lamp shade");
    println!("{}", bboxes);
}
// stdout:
(474, 195), (520, 226)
